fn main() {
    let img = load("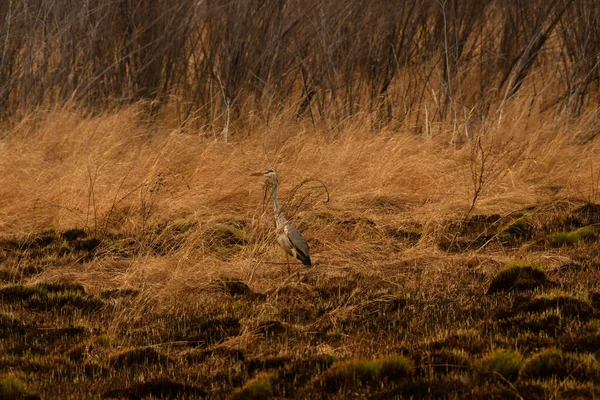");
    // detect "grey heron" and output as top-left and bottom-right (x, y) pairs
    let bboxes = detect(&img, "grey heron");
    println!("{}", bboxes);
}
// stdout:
(251, 169), (312, 267)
